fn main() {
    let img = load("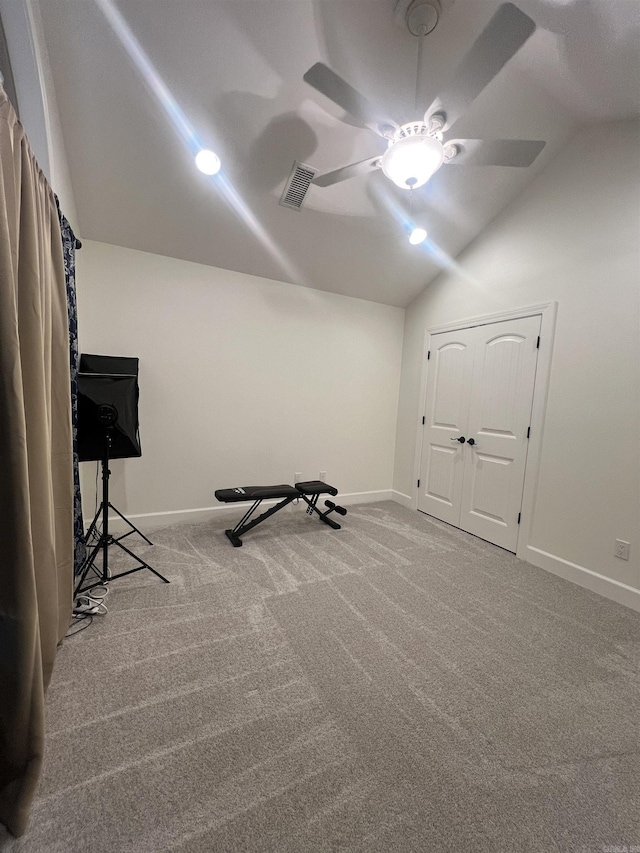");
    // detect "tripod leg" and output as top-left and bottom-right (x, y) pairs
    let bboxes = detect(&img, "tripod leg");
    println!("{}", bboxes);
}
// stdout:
(108, 503), (153, 545)
(74, 535), (106, 596)
(83, 503), (102, 545)
(79, 434), (169, 591)
(110, 537), (170, 583)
